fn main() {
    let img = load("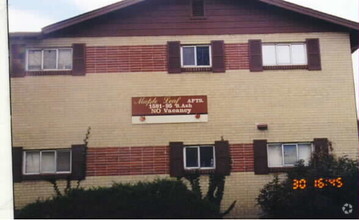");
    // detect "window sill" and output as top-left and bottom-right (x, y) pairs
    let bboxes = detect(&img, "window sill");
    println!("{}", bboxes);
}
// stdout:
(184, 169), (215, 175)
(181, 67), (212, 72)
(263, 65), (308, 70)
(268, 167), (295, 173)
(25, 70), (72, 76)
(22, 173), (72, 181)
(25, 70), (73, 76)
